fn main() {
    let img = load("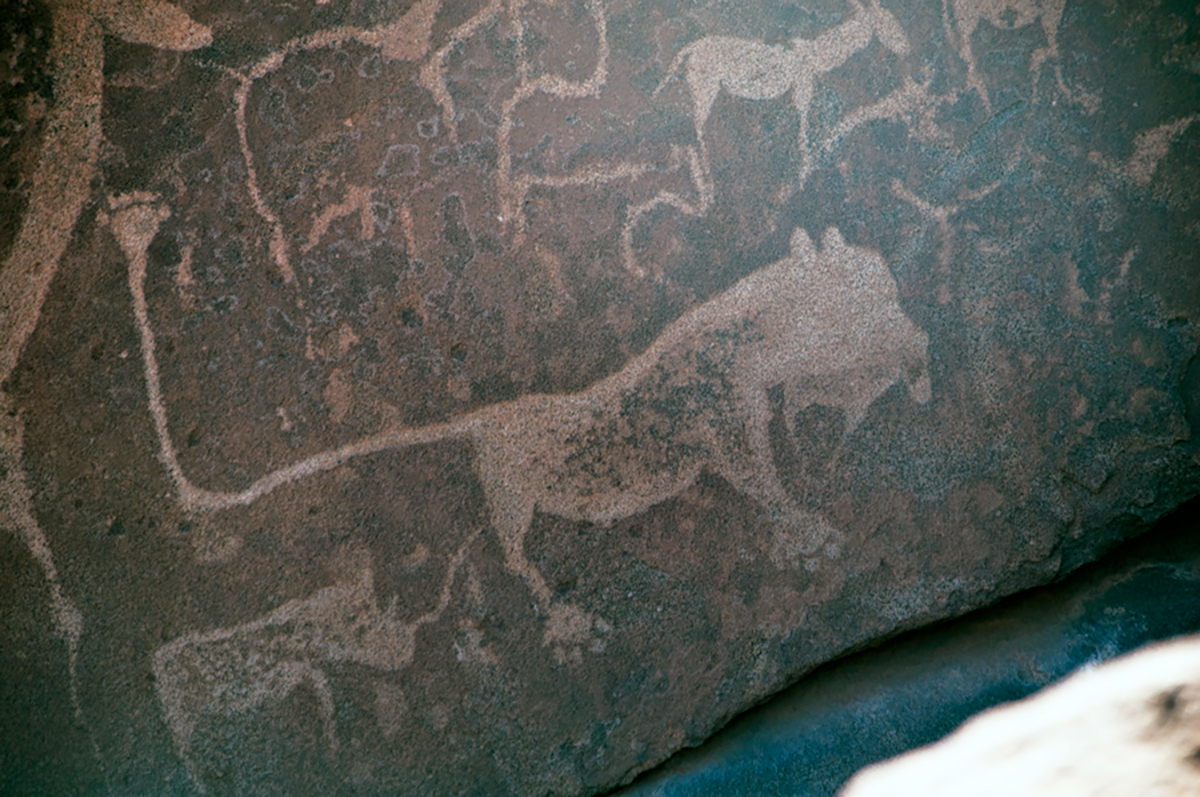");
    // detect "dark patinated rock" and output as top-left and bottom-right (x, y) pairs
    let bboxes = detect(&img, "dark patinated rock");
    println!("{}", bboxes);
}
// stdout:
(615, 499), (1200, 797)
(2, 0), (1198, 794)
